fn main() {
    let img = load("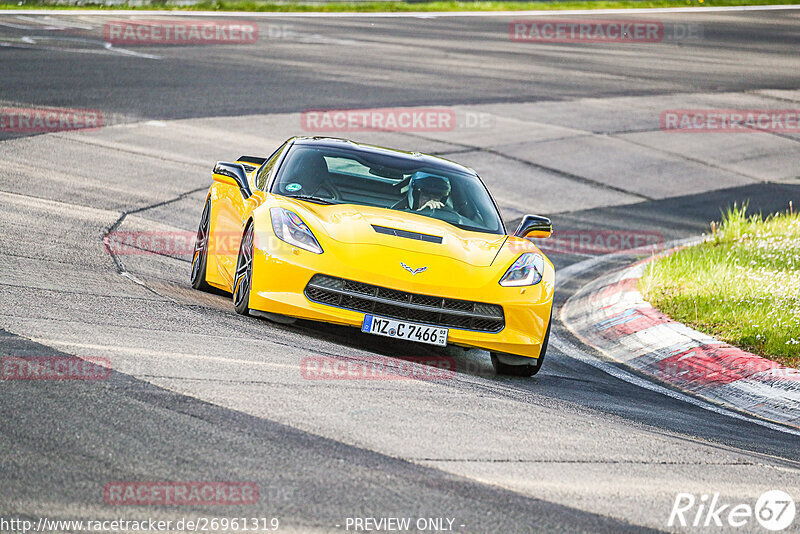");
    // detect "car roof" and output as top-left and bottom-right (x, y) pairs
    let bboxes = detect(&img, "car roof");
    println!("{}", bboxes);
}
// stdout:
(290, 136), (477, 176)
